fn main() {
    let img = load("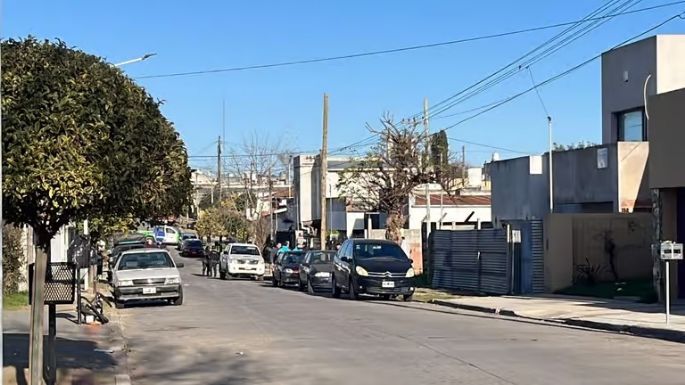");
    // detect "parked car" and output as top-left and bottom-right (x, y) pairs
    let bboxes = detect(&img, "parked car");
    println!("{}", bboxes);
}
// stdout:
(177, 232), (199, 250)
(111, 248), (185, 308)
(107, 239), (147, 282)
(180, 239), (205, 258)
(272, 250), (305, 287)
(299, 250), (335, 293)
(153, 225), (181, 246)
(331, 239), (415, 301)
(219, 243), (265, 280)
